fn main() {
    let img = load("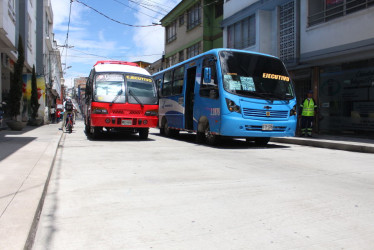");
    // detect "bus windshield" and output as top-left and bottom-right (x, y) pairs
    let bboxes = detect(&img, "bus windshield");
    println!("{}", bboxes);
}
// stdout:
(94, 73), (125, 103)
(219, 51), (294, 100)
(126, 75), (158, 105)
